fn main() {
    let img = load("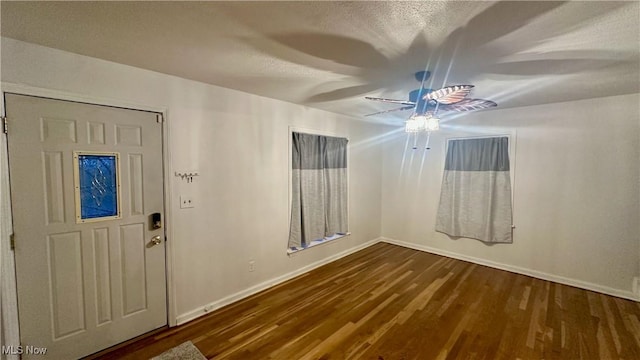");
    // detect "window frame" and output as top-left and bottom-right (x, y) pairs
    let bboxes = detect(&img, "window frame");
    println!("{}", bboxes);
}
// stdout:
(72, 150), (123, 223)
